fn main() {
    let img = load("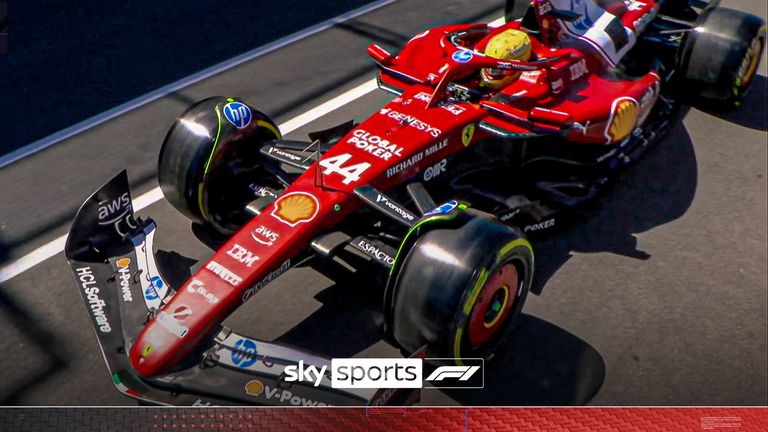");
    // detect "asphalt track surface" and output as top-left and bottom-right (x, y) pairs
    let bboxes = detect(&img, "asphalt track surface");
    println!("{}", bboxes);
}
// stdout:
(0, 0), (766, 406)
(0, 0), (376, 156)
